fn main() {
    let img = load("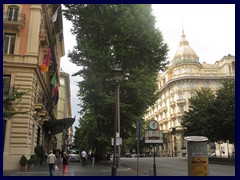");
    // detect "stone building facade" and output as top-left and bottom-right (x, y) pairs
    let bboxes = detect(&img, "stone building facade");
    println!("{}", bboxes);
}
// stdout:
(144, 32), (235, 157)
(56, 71), (73, 152)
(3, 4), (72, 170)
